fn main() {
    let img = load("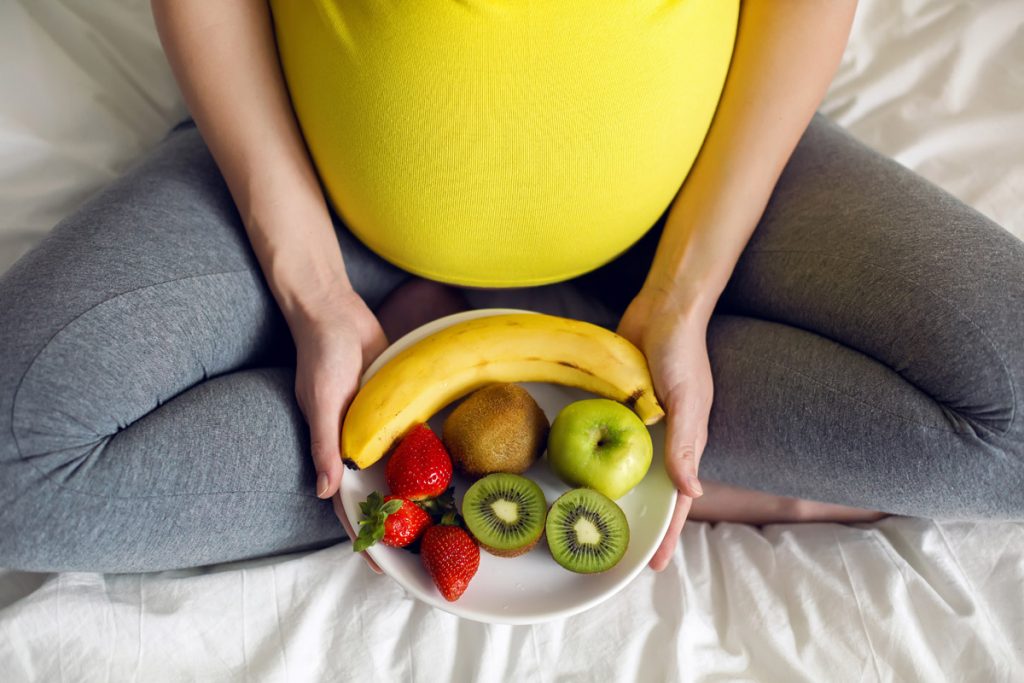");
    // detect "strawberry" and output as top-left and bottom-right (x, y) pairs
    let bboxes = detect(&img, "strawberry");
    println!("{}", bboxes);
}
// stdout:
(353, 492), (431, 551)
(385, 424), (452, 500)
(420, 518), (480, 602)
